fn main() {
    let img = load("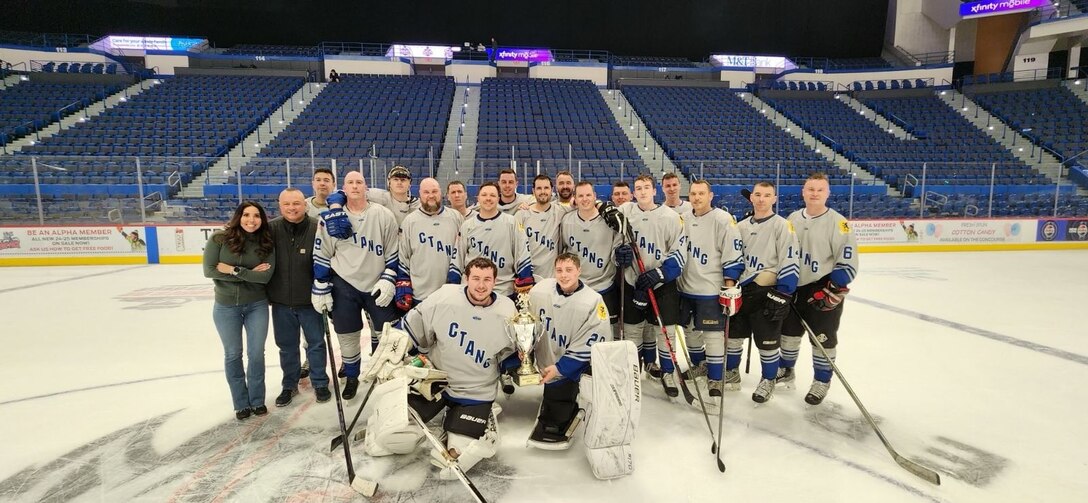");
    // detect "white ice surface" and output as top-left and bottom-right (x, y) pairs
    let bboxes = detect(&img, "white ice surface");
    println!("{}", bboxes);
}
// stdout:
(1, 251), (1086, 502)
